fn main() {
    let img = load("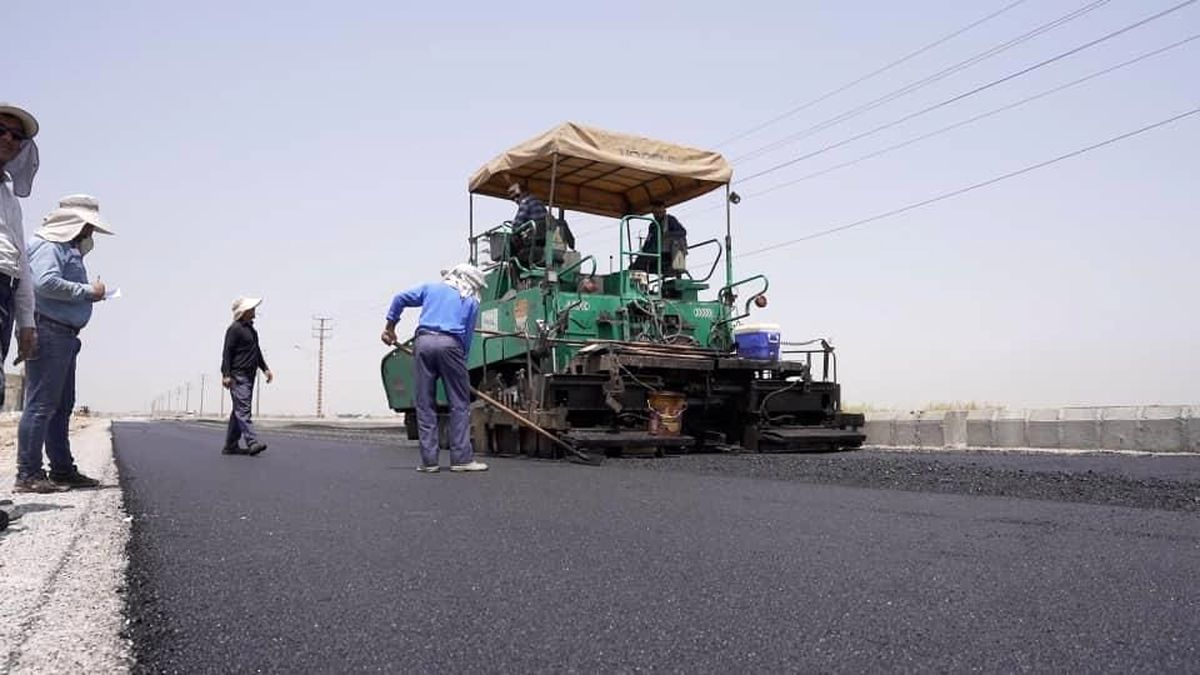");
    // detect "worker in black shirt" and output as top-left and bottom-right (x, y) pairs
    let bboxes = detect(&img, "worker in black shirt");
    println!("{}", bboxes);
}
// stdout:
(632, 200), (687, 274)
(221, 297), (273, 455)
